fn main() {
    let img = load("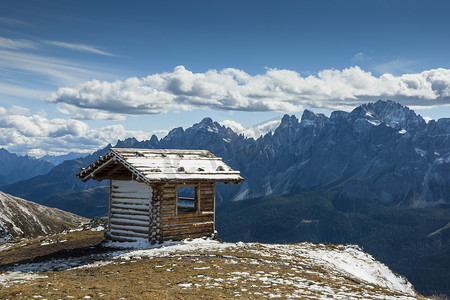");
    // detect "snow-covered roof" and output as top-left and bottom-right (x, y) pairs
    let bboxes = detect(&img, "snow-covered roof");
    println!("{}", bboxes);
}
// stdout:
(77, 148), (244, 184)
